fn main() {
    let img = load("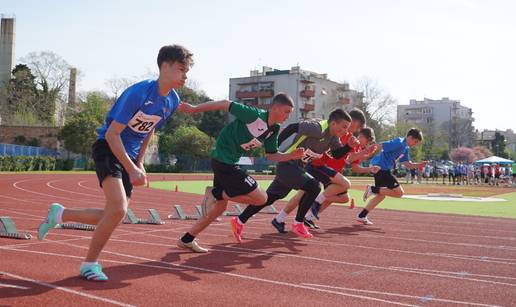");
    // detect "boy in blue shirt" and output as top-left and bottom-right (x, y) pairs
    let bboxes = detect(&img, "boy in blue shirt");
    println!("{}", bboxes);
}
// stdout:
(37, 45), (202, 281)
(359, 128), (427, 225)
